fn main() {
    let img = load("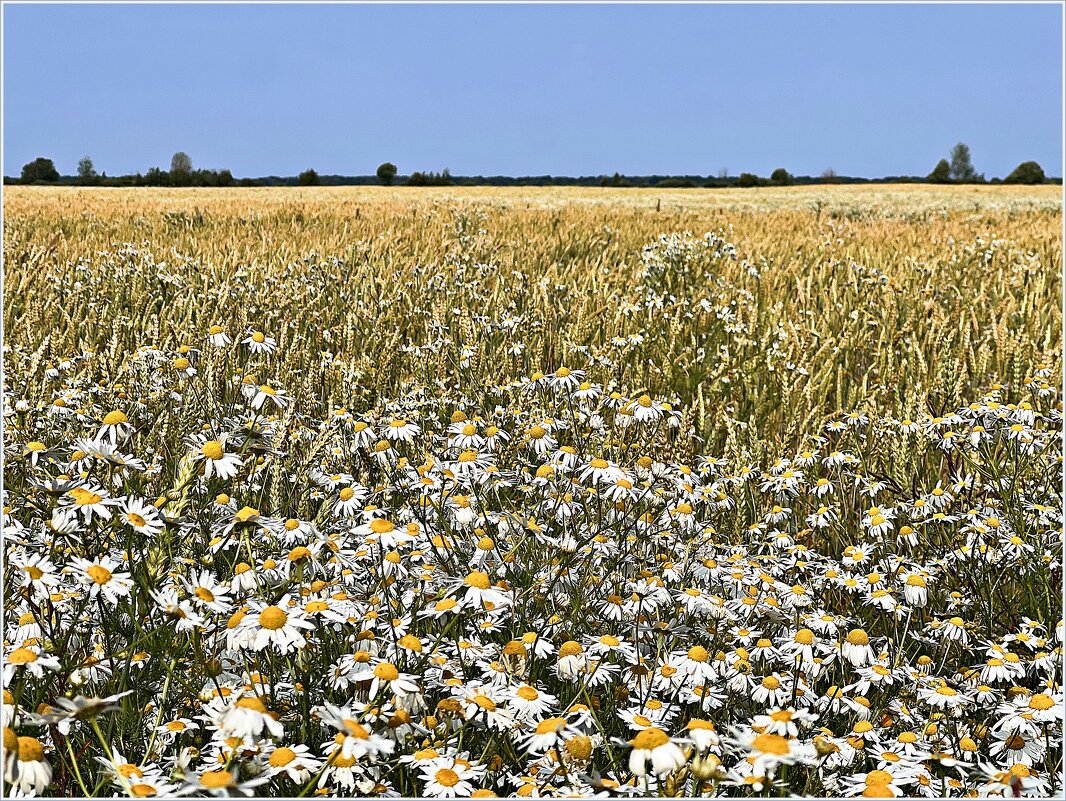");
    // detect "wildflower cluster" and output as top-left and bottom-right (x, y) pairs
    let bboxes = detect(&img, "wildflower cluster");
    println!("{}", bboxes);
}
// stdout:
(3, 319), (1062, 797)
